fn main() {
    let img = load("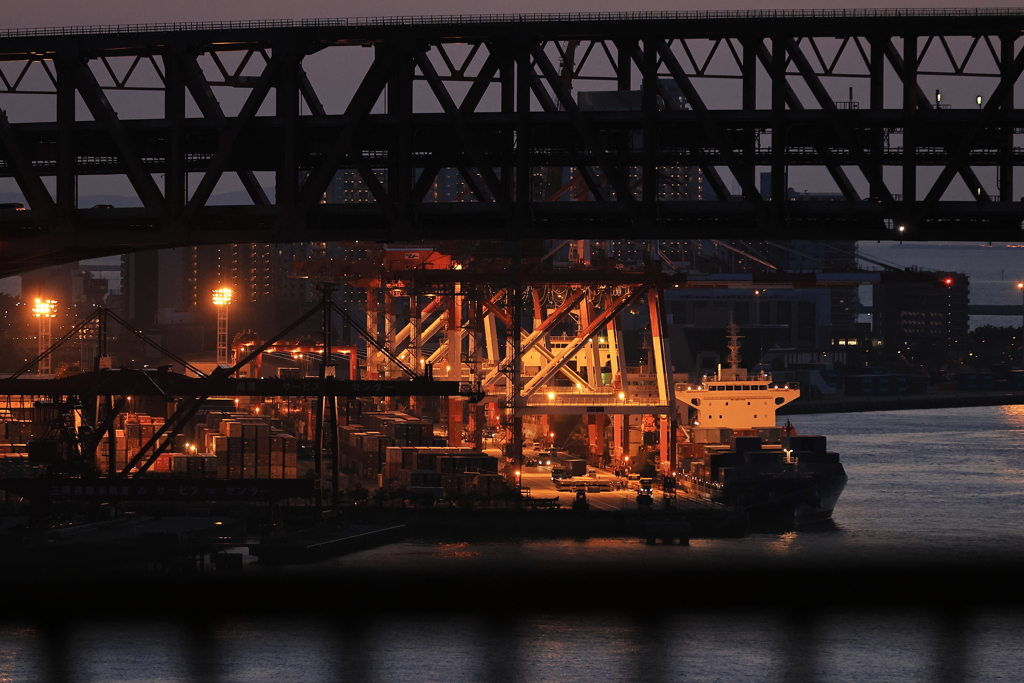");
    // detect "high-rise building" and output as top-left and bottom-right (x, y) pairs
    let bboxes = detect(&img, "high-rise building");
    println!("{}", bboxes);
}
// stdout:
(872, 273), (969, 361)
